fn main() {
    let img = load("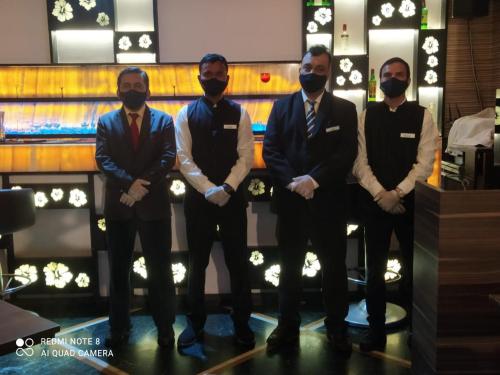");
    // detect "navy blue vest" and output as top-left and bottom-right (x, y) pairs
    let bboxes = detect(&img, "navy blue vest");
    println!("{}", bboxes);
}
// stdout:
(187, 97), (241, 185)
(365, 101), (424, 190)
